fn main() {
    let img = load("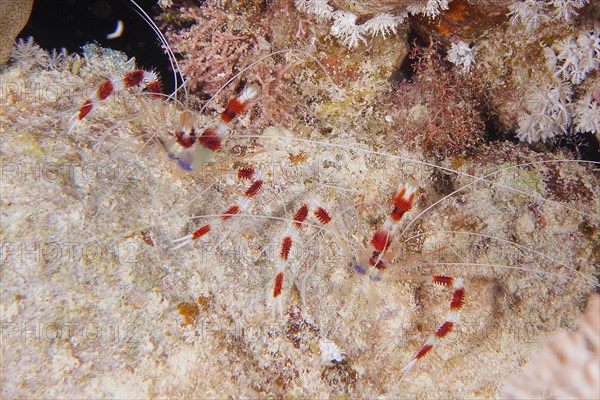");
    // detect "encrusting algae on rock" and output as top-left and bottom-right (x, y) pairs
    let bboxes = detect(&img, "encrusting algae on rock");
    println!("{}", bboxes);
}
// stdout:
(1, 1), (598, 398)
